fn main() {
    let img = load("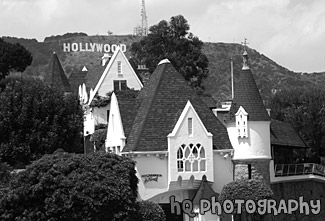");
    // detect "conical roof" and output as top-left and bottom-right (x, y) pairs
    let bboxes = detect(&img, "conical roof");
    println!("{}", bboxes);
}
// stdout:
(44, 51), (71, 92)
(228, 51), (269, 121)
(123, 60), (232, 152)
